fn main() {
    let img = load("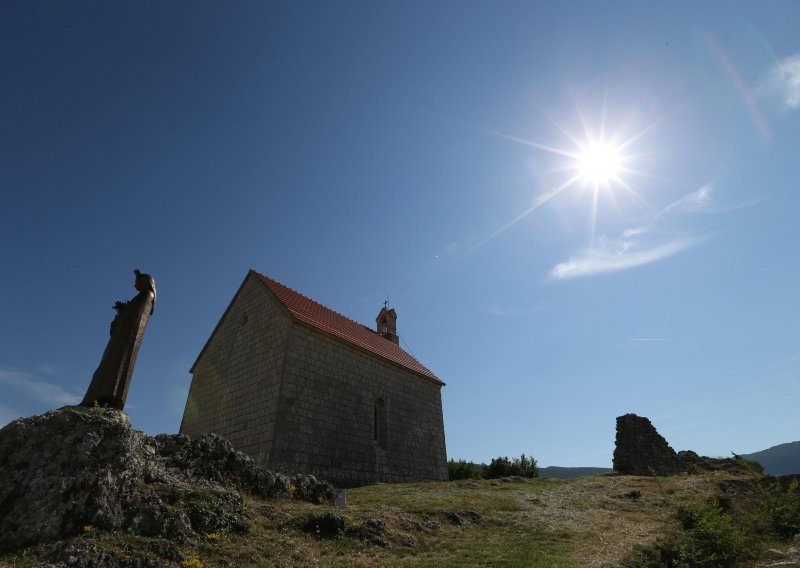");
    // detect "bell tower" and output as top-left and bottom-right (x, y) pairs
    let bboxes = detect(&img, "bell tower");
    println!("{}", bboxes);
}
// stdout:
(376, 304), (399, 345)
